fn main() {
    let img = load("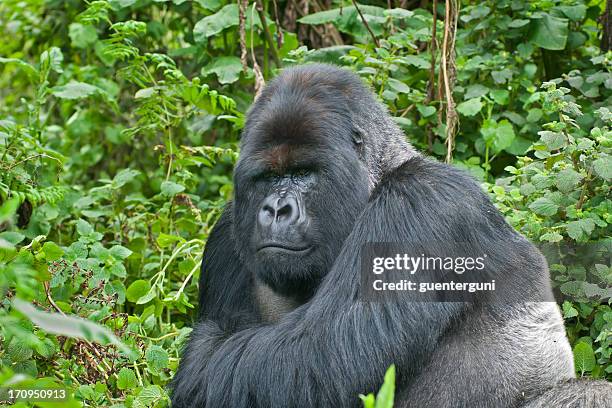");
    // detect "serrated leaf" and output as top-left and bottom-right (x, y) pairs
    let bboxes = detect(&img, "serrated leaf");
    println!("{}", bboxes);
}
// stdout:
(592, 156), (611, 180)
(146, 345), (169, 371)
(117, 367), (137, 390)
(135, 385), (165, 405)
(538, 131), (566, 151)
(555, 169), (583, 193)
(529, 197), (559, 216)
